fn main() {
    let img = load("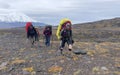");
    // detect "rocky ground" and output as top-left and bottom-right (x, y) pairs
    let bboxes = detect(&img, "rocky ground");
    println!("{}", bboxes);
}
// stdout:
(0, 27), (120, 75)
